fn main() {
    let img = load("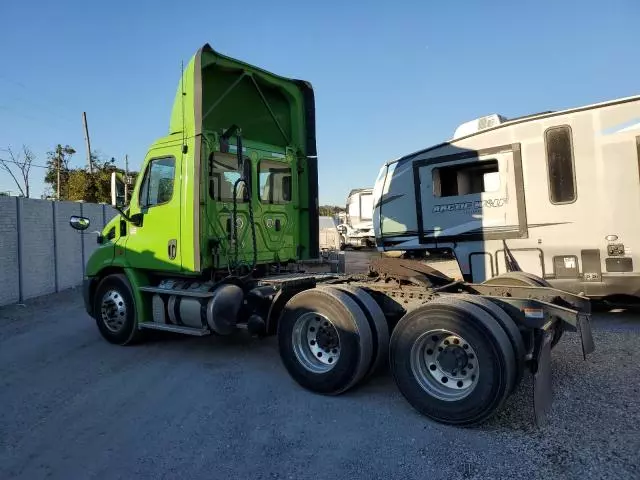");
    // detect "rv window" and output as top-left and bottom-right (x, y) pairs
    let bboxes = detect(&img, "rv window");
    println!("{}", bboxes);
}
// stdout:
(259, 159), (292, 204)
(545, 125), (576, 204)
(433, 160), (499, 197)
(208, 152), (249, 203)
